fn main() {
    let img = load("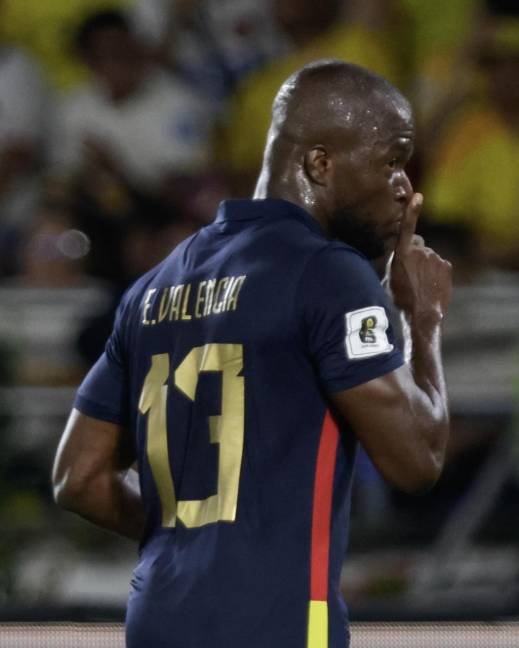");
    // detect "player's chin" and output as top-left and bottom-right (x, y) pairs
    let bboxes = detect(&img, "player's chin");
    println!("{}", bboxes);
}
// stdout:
(383, 233), (399, 253)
